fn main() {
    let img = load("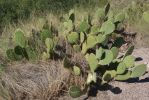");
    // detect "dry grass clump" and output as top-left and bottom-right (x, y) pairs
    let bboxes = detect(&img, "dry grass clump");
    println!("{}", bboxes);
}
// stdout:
(0, 61), (72, 100)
